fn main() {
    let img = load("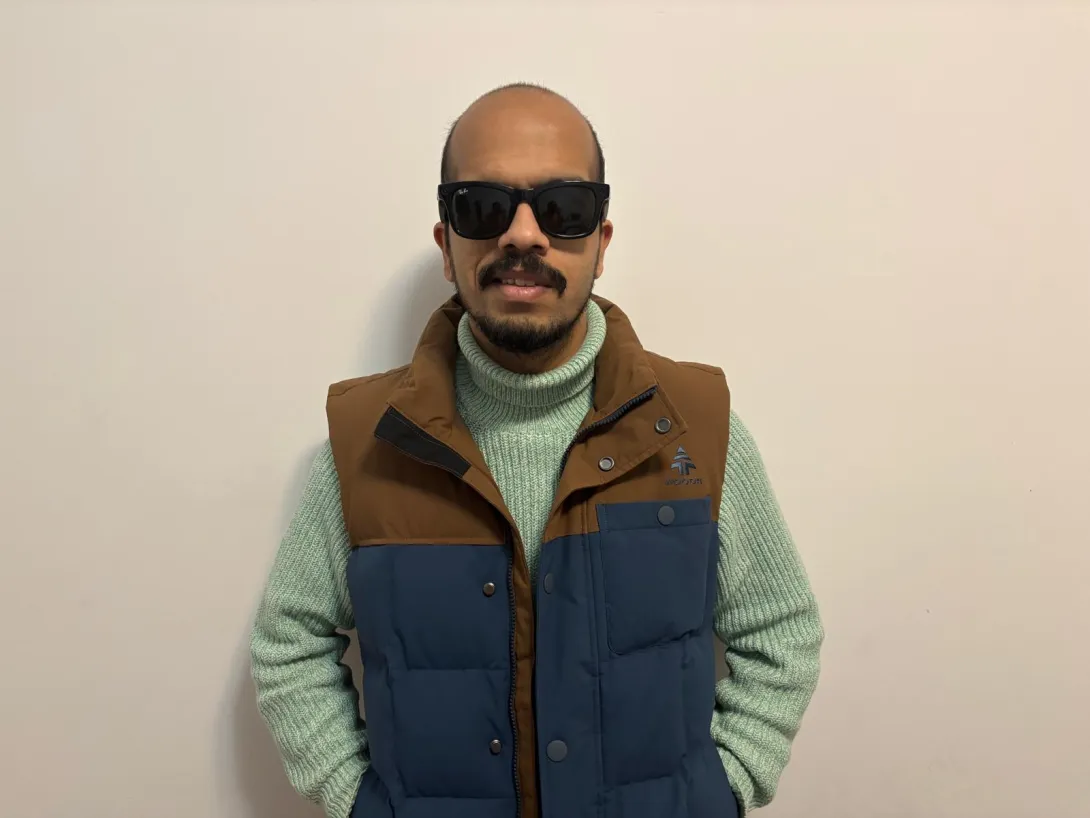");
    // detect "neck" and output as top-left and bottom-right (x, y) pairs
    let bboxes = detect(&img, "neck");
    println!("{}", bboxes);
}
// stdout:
(470, 312), (589, 375)
(455, 300), (606, 424)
